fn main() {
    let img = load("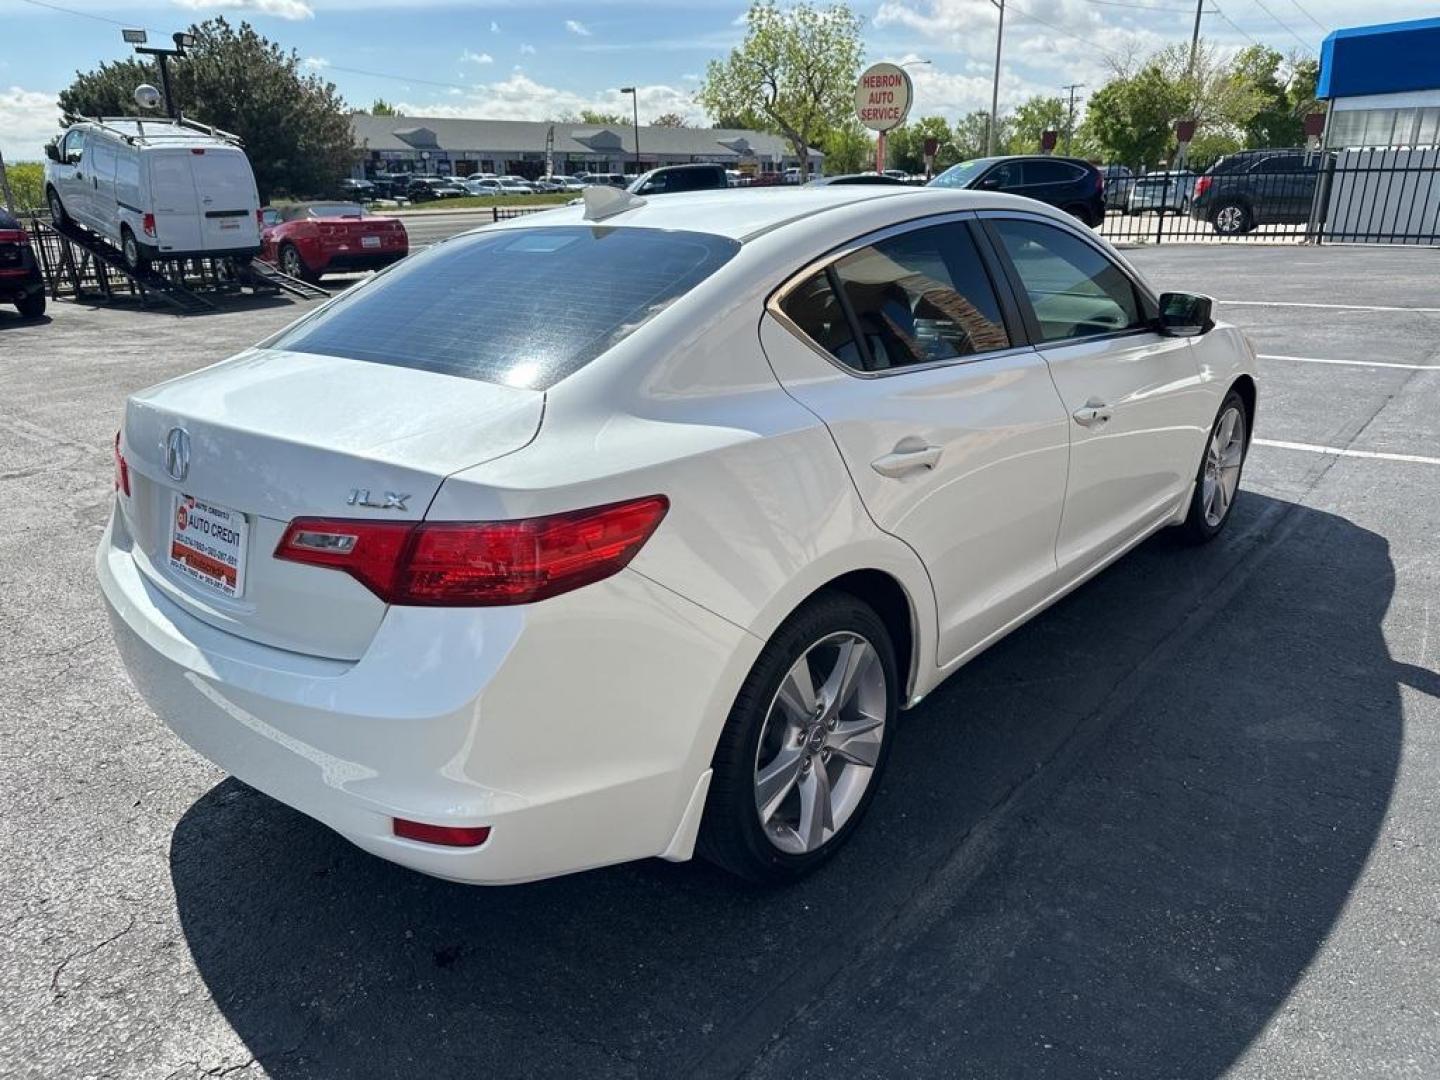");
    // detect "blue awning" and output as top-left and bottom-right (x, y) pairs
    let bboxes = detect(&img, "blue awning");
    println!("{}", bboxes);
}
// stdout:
(1318, 17), (1440, 100)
